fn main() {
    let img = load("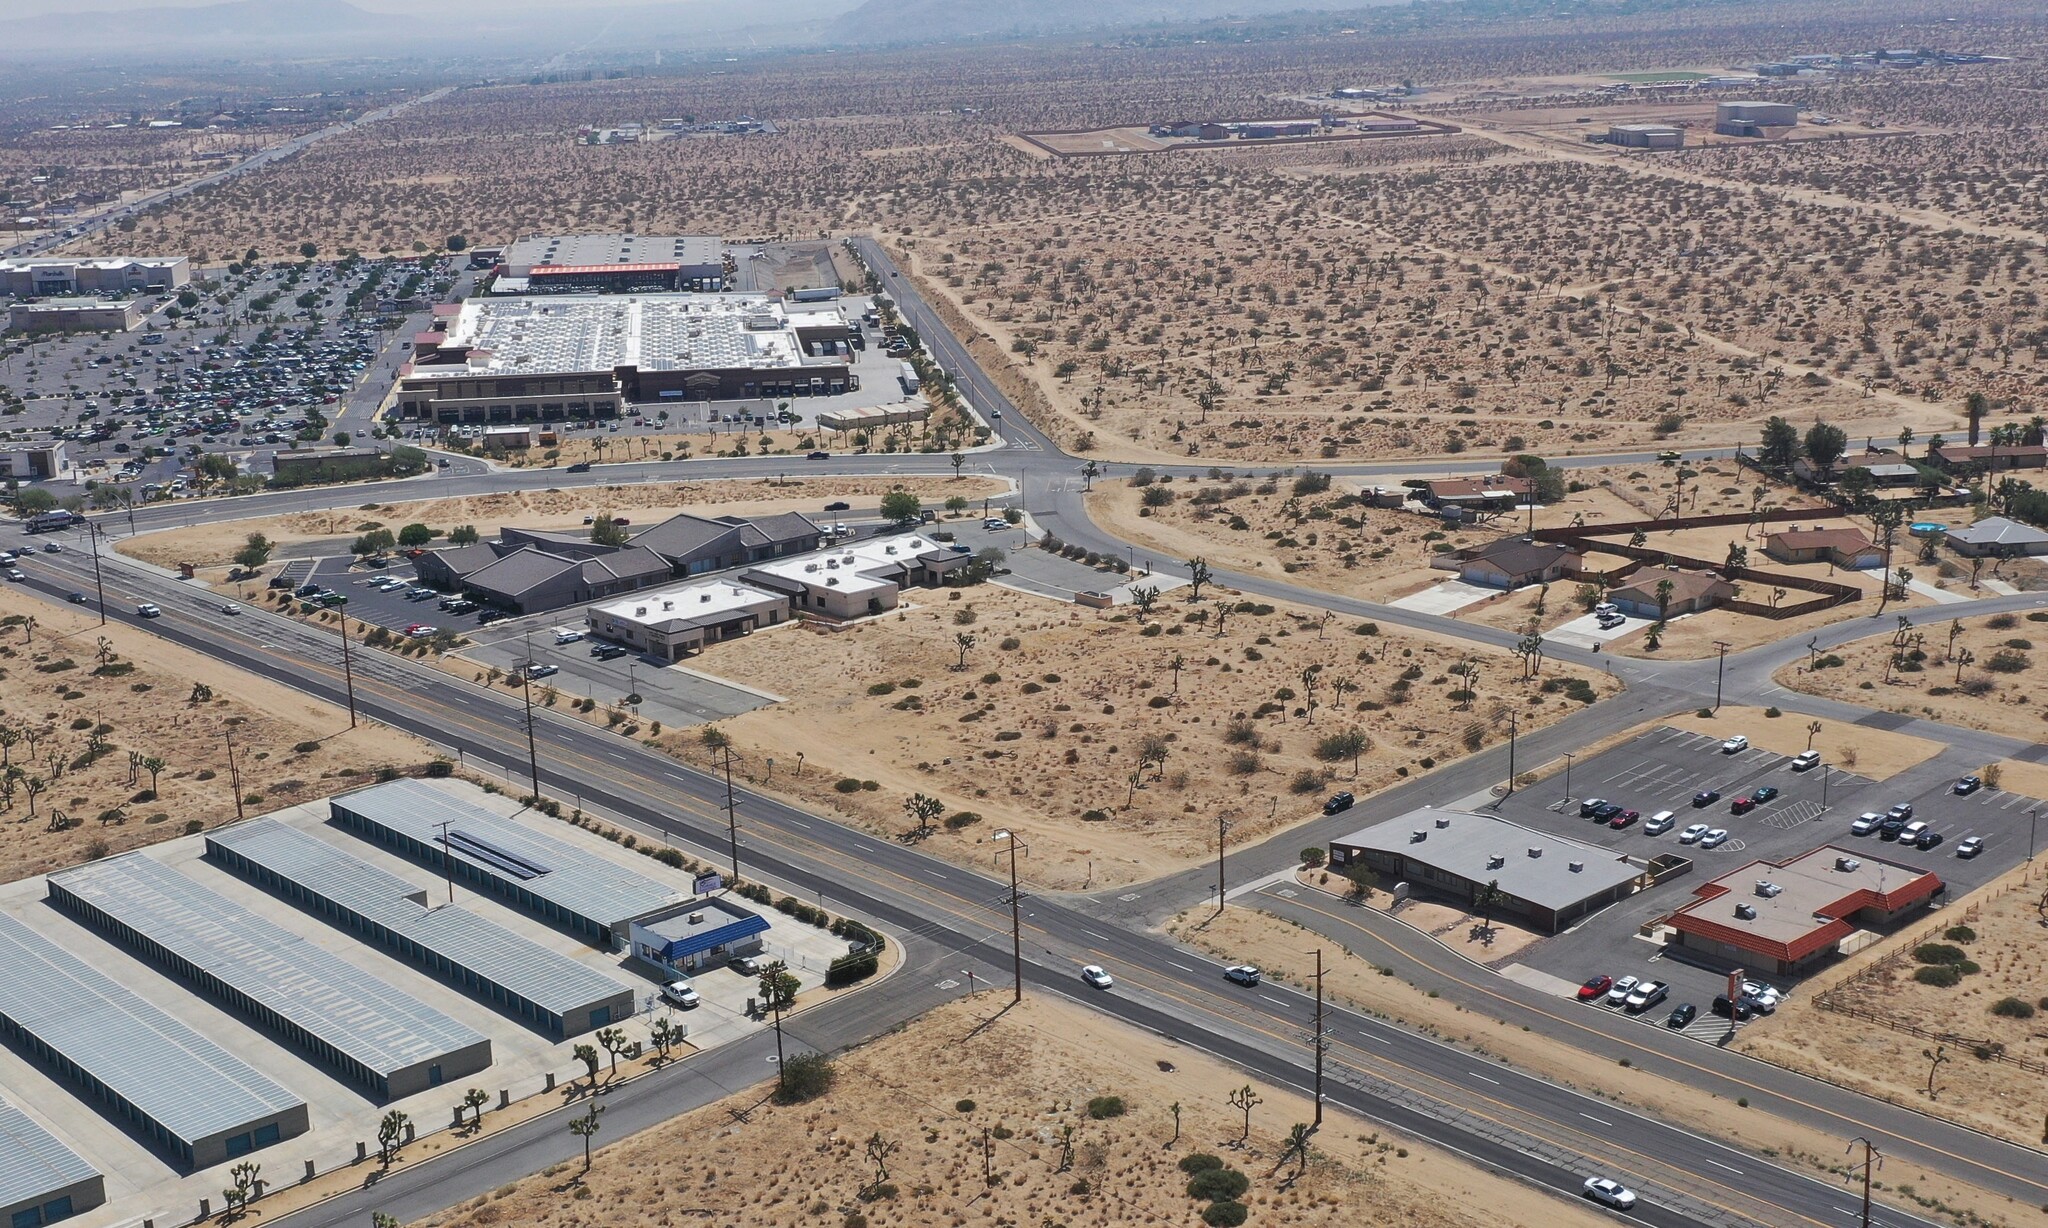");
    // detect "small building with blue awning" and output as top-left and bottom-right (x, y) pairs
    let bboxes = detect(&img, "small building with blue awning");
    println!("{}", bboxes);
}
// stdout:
(628, 896), (770, 974)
